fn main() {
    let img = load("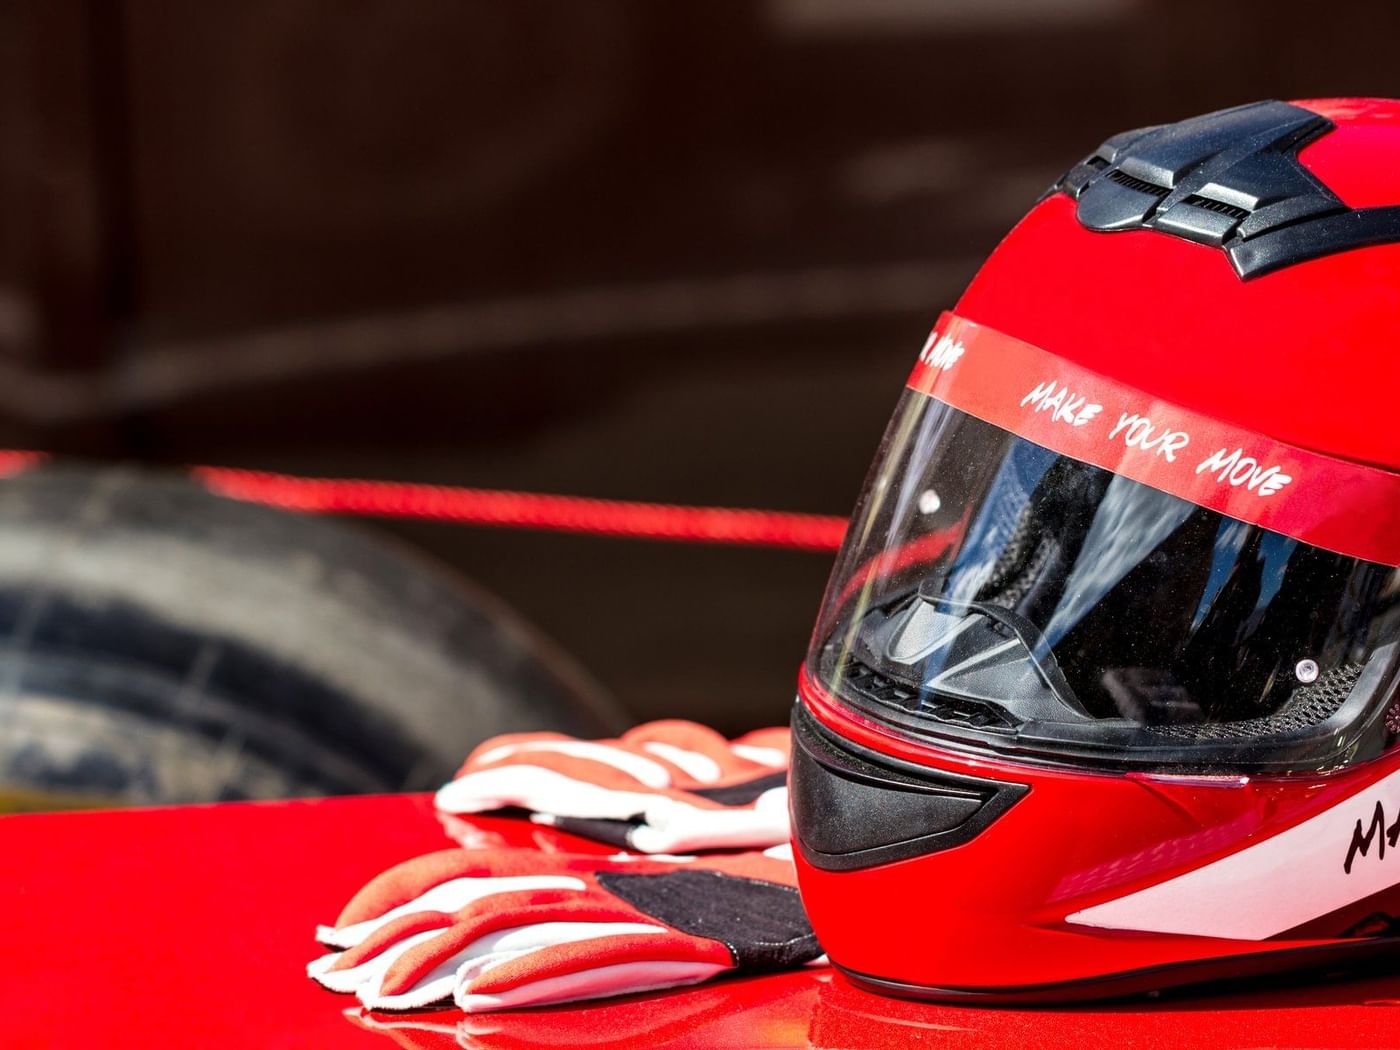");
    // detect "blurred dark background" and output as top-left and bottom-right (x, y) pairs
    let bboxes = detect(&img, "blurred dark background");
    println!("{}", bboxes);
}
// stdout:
(2, 0), (1397, 733)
